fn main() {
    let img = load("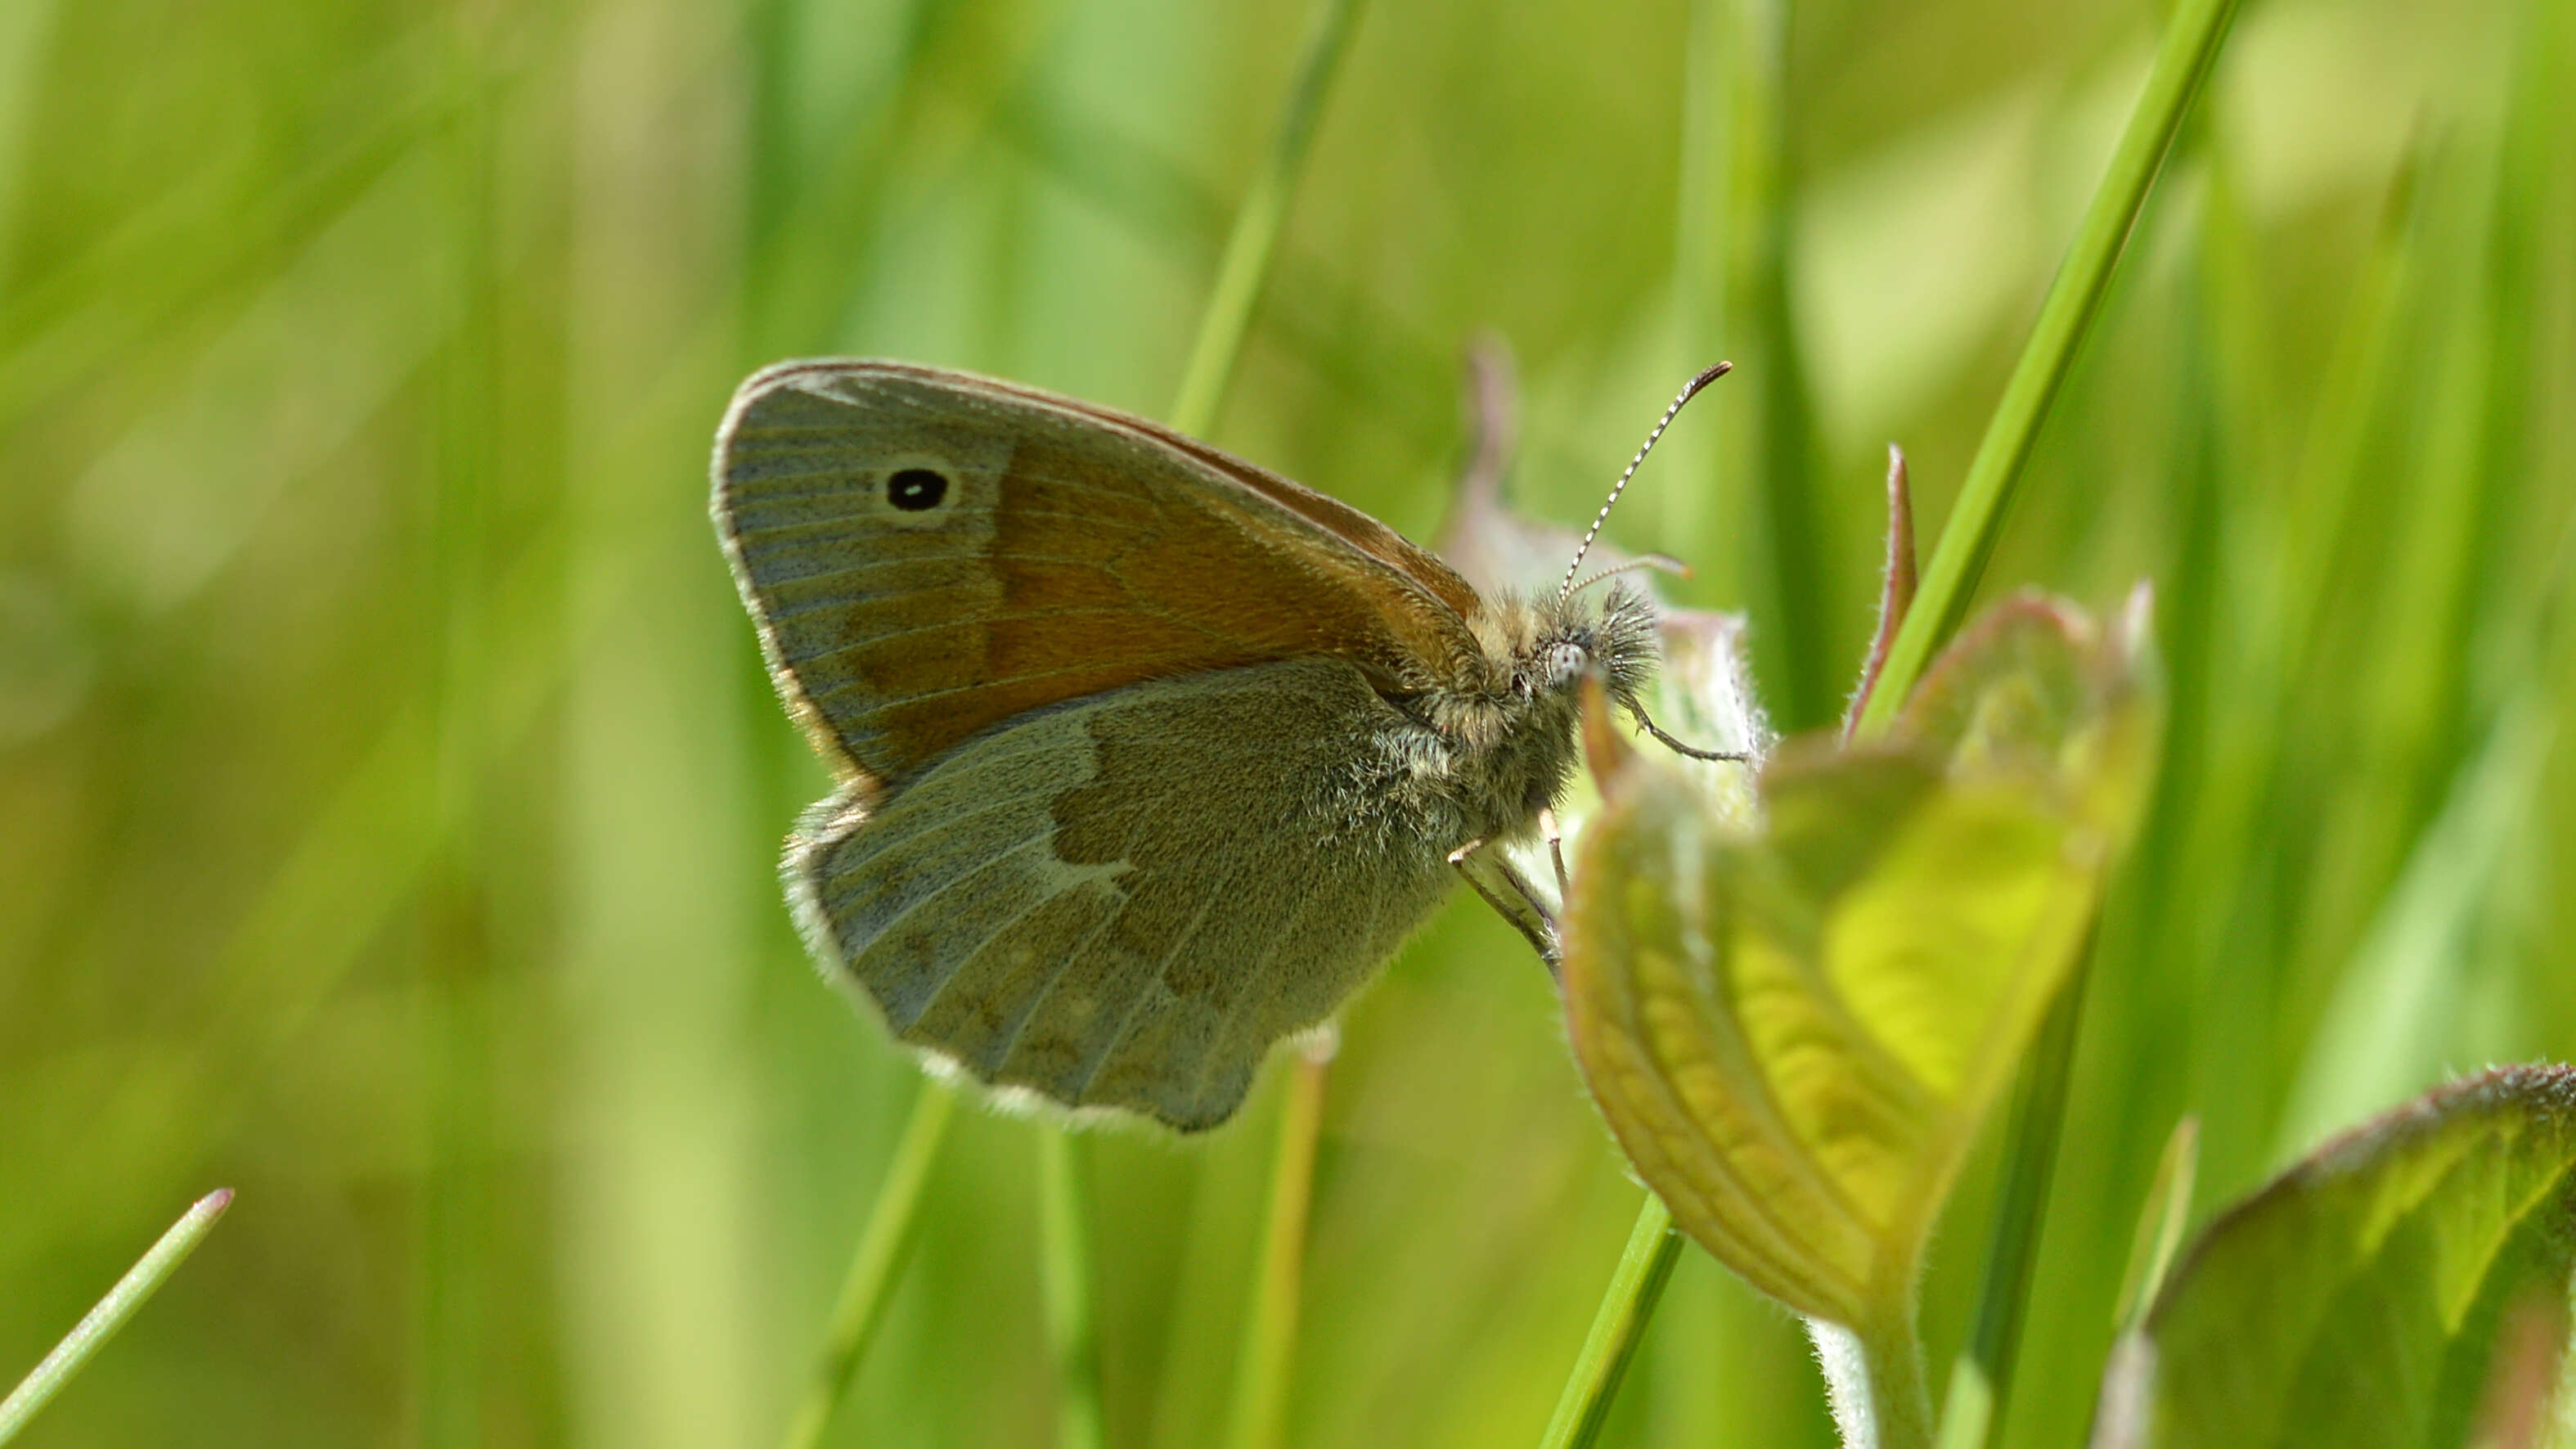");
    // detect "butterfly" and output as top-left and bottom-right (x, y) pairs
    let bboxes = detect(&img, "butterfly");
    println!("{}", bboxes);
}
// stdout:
(711, 359), (1726, 1130)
